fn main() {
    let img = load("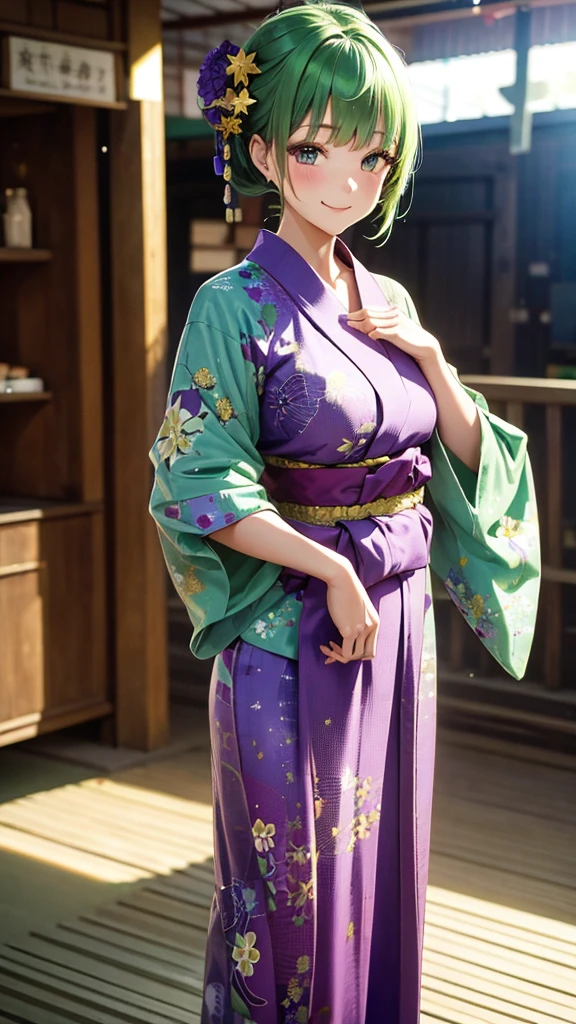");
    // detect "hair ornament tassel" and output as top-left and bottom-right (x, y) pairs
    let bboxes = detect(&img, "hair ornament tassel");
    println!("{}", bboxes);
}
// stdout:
(197, 41), (261, 223)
